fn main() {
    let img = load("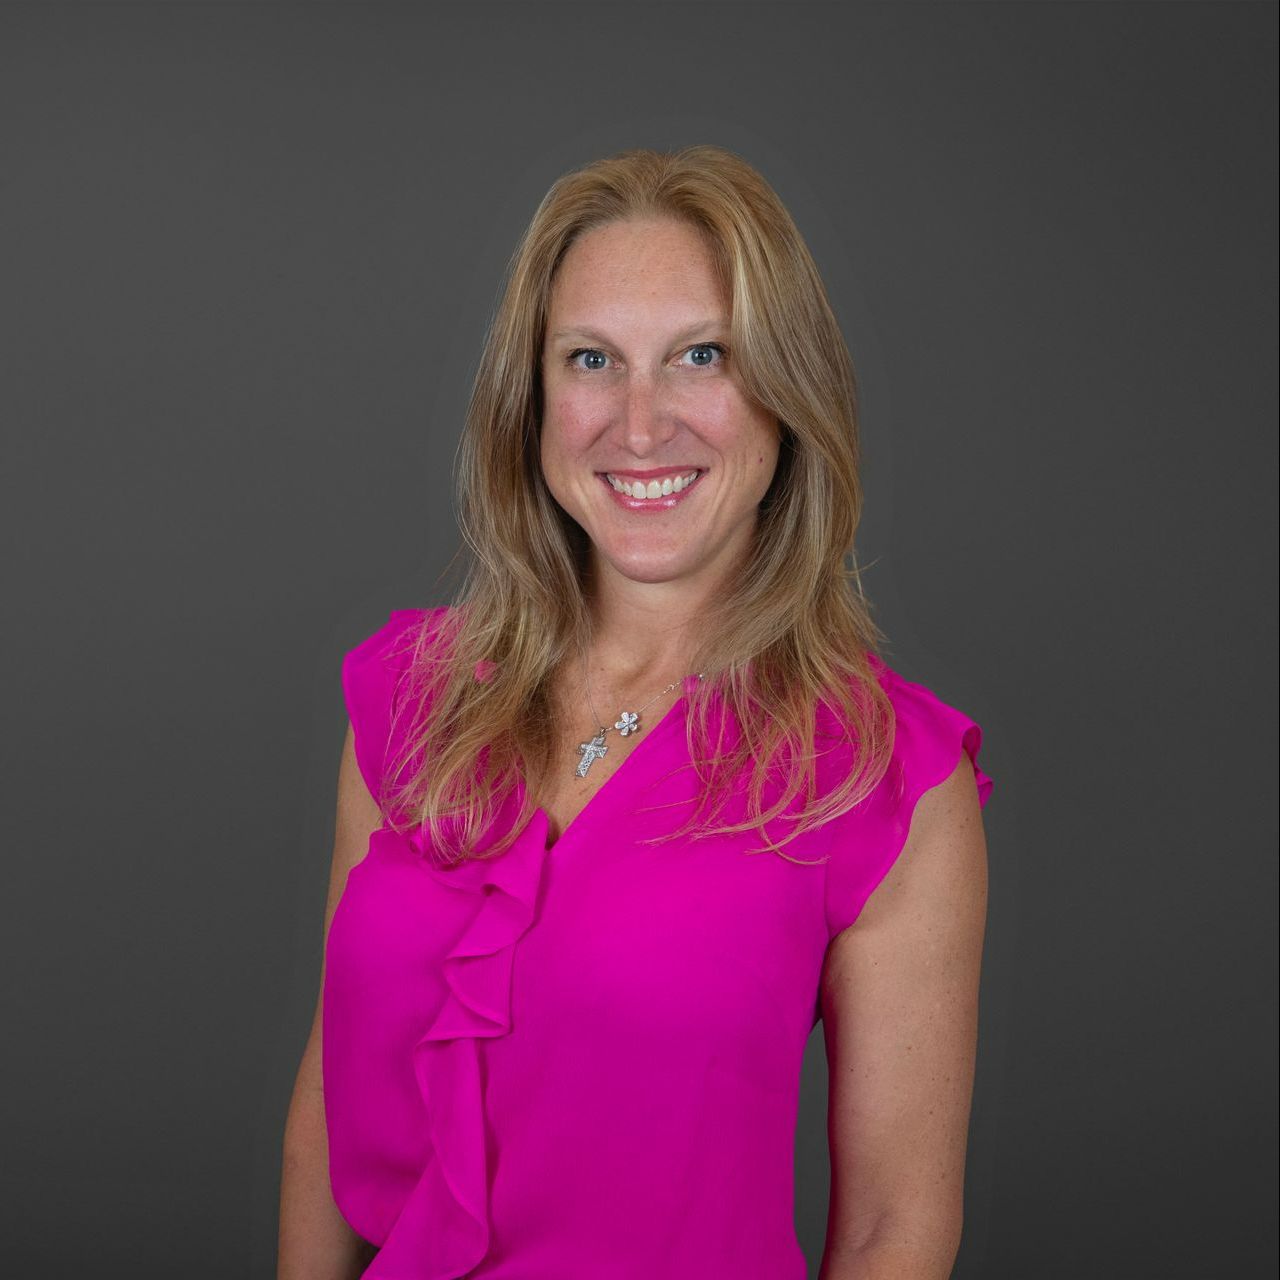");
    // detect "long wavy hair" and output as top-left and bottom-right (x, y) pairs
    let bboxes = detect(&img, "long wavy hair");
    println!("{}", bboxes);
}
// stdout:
(382, 144), (896, 865)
